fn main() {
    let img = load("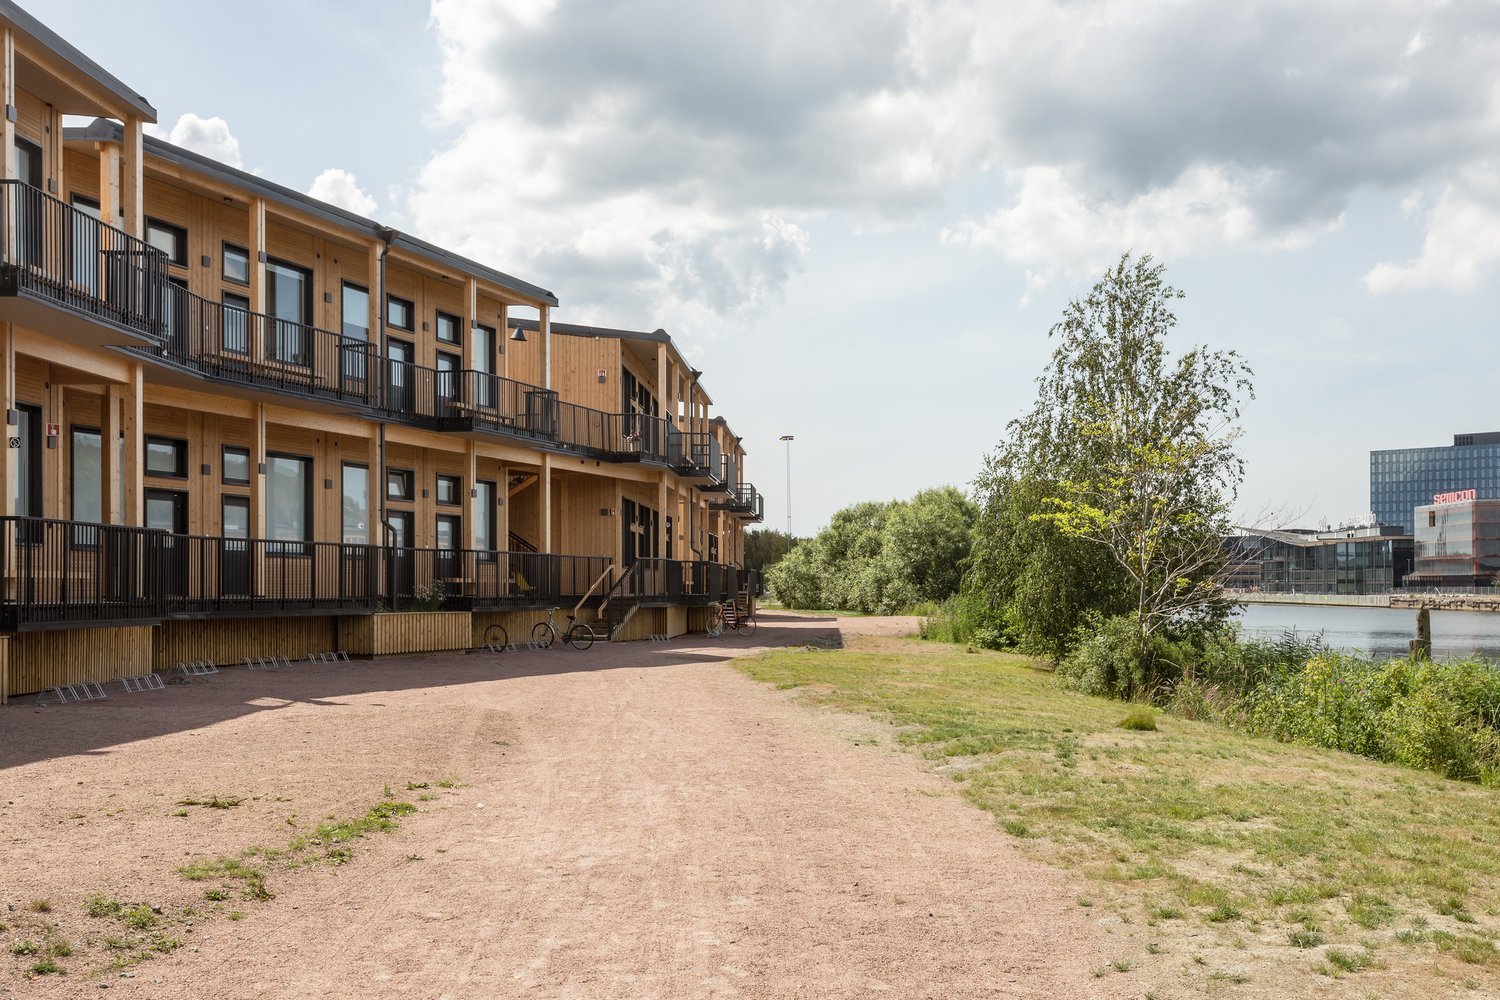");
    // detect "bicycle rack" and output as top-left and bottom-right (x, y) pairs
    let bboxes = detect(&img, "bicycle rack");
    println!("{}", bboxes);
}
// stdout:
(119, 673), (165, 693)
(38, 682), (108, 706)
